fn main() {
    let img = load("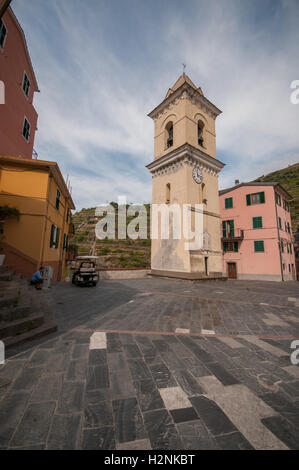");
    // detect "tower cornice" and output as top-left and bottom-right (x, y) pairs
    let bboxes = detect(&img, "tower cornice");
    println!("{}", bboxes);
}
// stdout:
(148, 82), (222, 121)
(146, 143), (225, 177)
